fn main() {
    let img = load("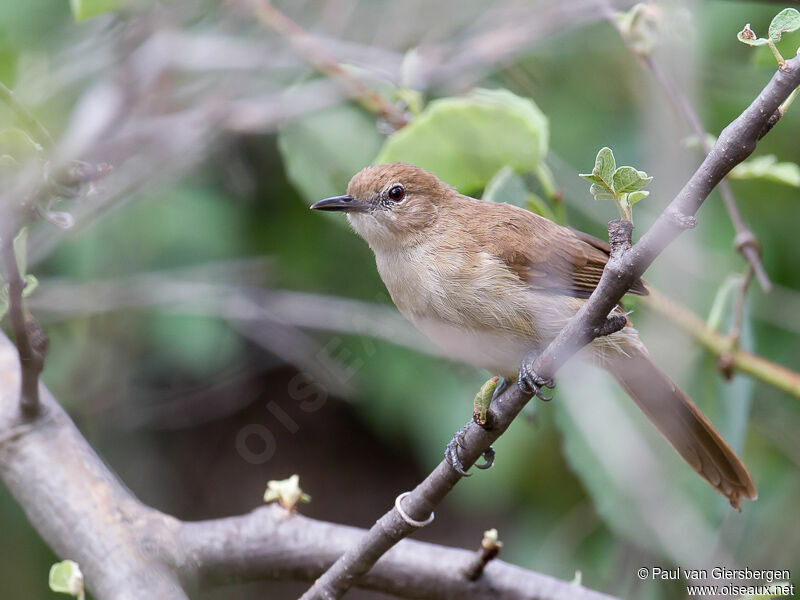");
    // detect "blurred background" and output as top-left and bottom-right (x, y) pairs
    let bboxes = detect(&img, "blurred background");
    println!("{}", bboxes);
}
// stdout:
(0, 0), (798, 598)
